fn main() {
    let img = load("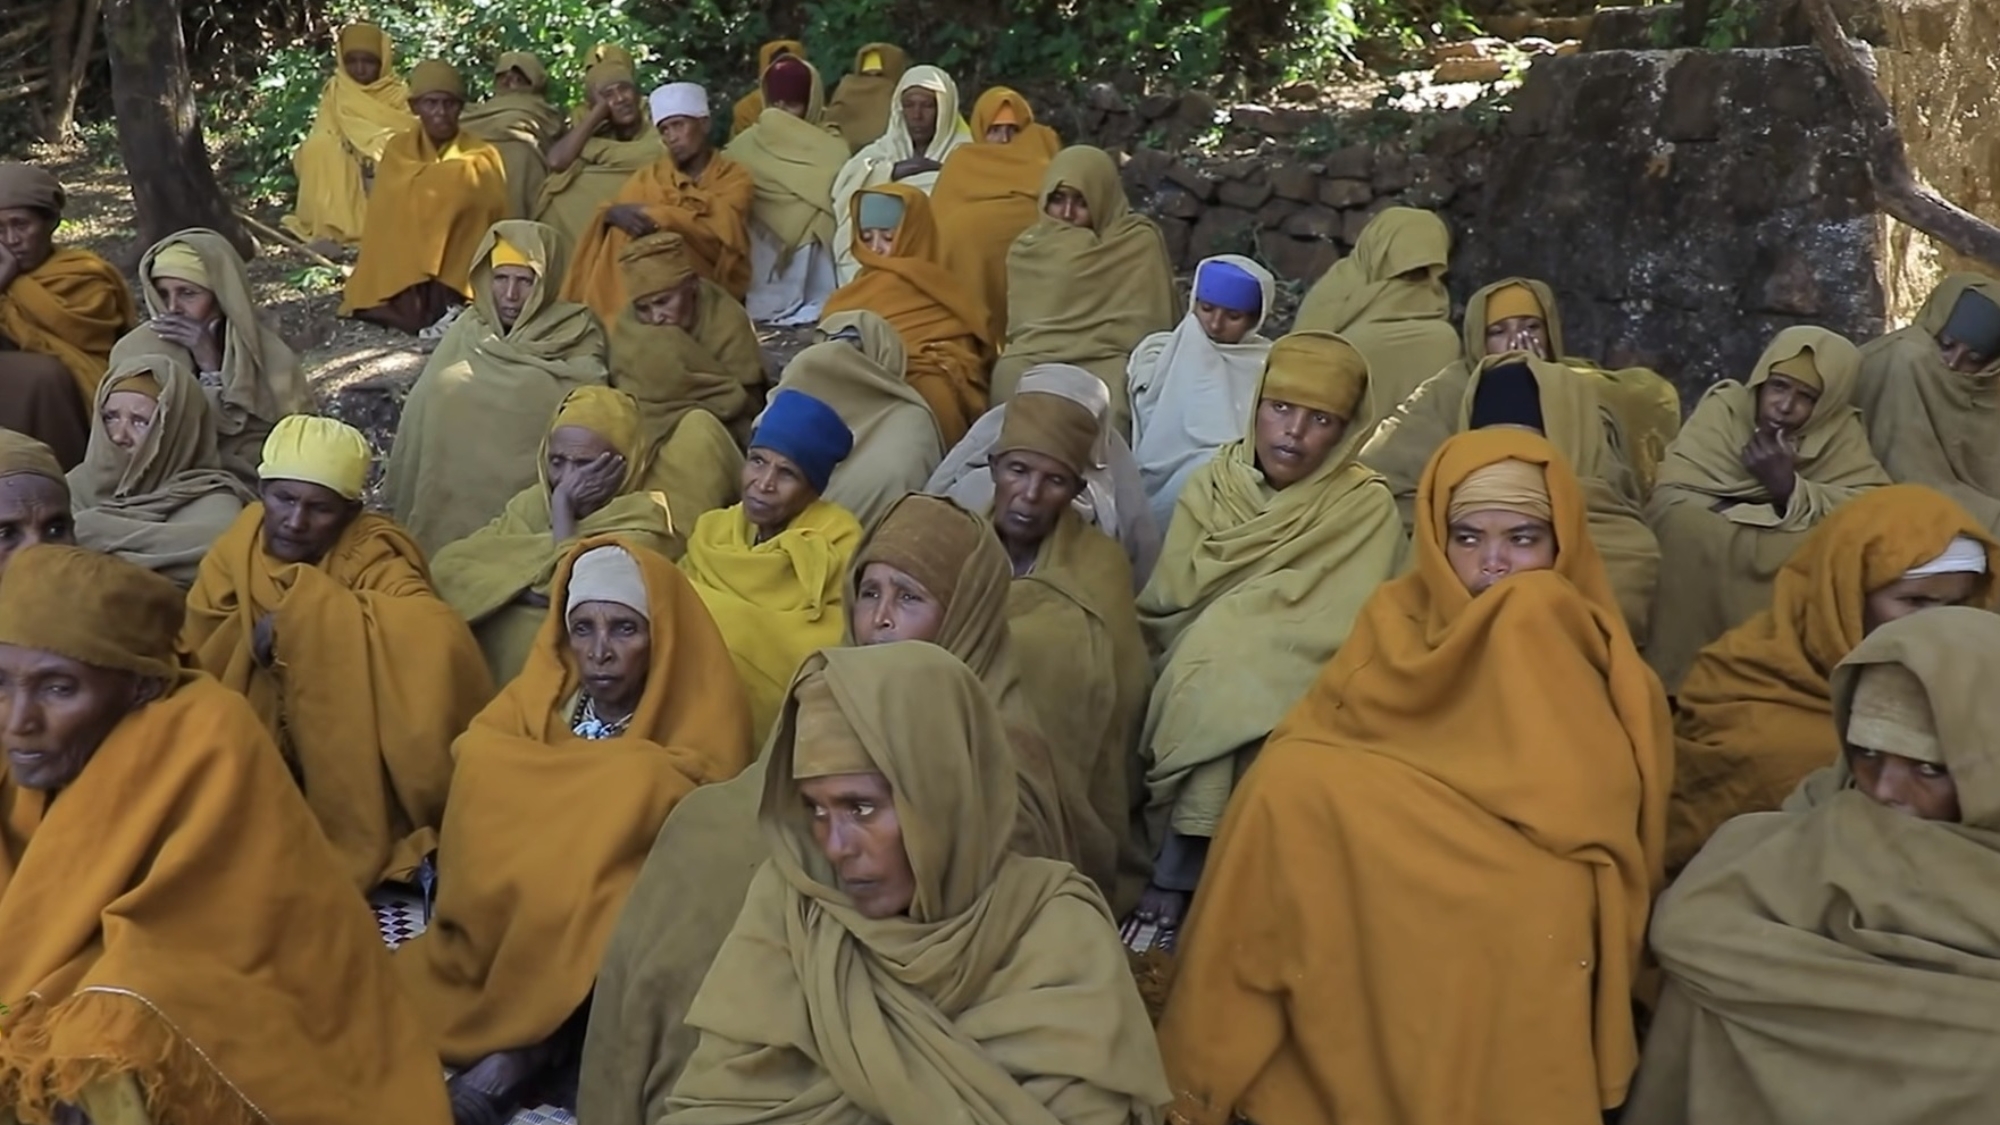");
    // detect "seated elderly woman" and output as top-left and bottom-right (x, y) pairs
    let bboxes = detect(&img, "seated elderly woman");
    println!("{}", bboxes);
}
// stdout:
(341, 60), (508, 336)
(0, 545), (452, 1125)
(0, 163), (138, 467)
(67, 350), (253, 587)
(1853, 272), (2000, 533)
(385, 220), (611, 554)
(1361, 351), (1662, 636)
(1158, 428), (1672, 1125)
(1128, 332), (1405, 945)
(1645, 326), (1891, 690)
(725, 56), (848, 327)
(821, 183), (994, 445)
(767, 311), (941, 526)
(682, 389), (859, 742)
(182, 415), (494, 894)
(0, 429), (74, 575)
(1126, 254), (1276, 530)
(397, 541), (754, 1125)
(281, 21), (414, 247)
(110, 229), (311, 483)
(1627, 606), (2000, 1125)
(992, 146), (1178, 439)
(1292, 207), (1459, 412)
(459, 51), (565, 219)
(578, 492), (1119, 1125)
(821, 42), (909, 152)
(433, 386), (678, 685)
(535, 53), (664, 254)
(658, 643), (1171, 1125)
(1667, 484), (1997, 872)
(827, 66), (974, 285)
(931, 86), (1062, 336)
